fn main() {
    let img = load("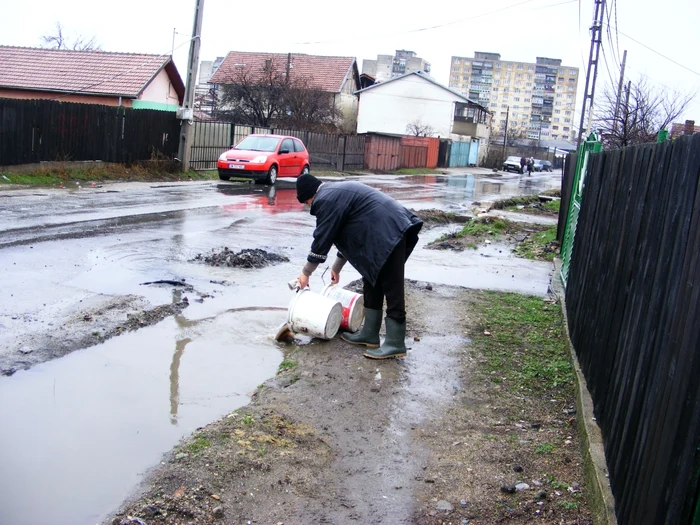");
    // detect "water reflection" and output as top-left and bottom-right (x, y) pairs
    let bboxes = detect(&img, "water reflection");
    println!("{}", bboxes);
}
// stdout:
(216, 183), (301, 214)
